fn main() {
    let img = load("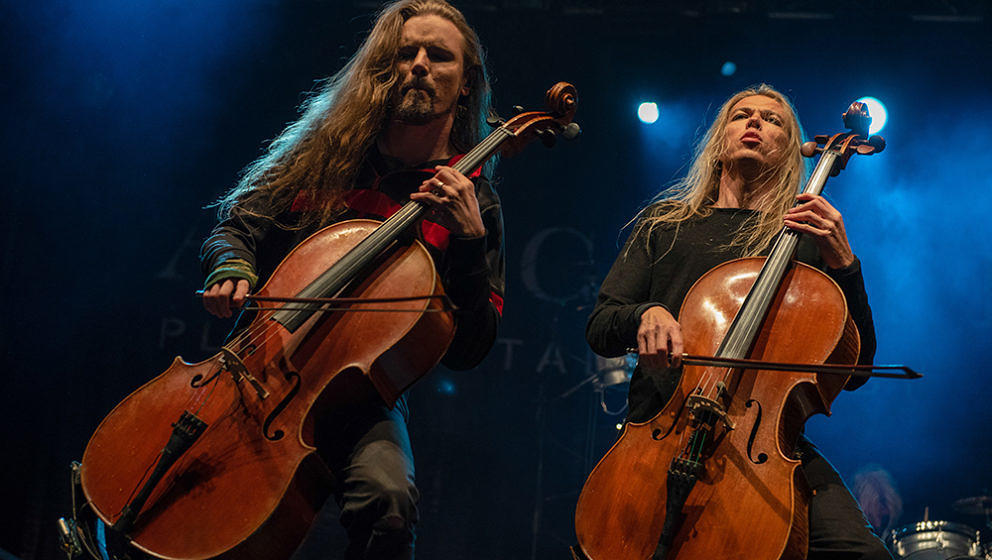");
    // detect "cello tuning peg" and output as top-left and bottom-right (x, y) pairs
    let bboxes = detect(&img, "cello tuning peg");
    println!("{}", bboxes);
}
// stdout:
(800, 141), (820, 158)
(561, 122), (581, 141)
(486, 112), (505, 127)
(854, 135), (886, 156)
(538, 129), (557, 148)
(513, 105), (525, 114)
